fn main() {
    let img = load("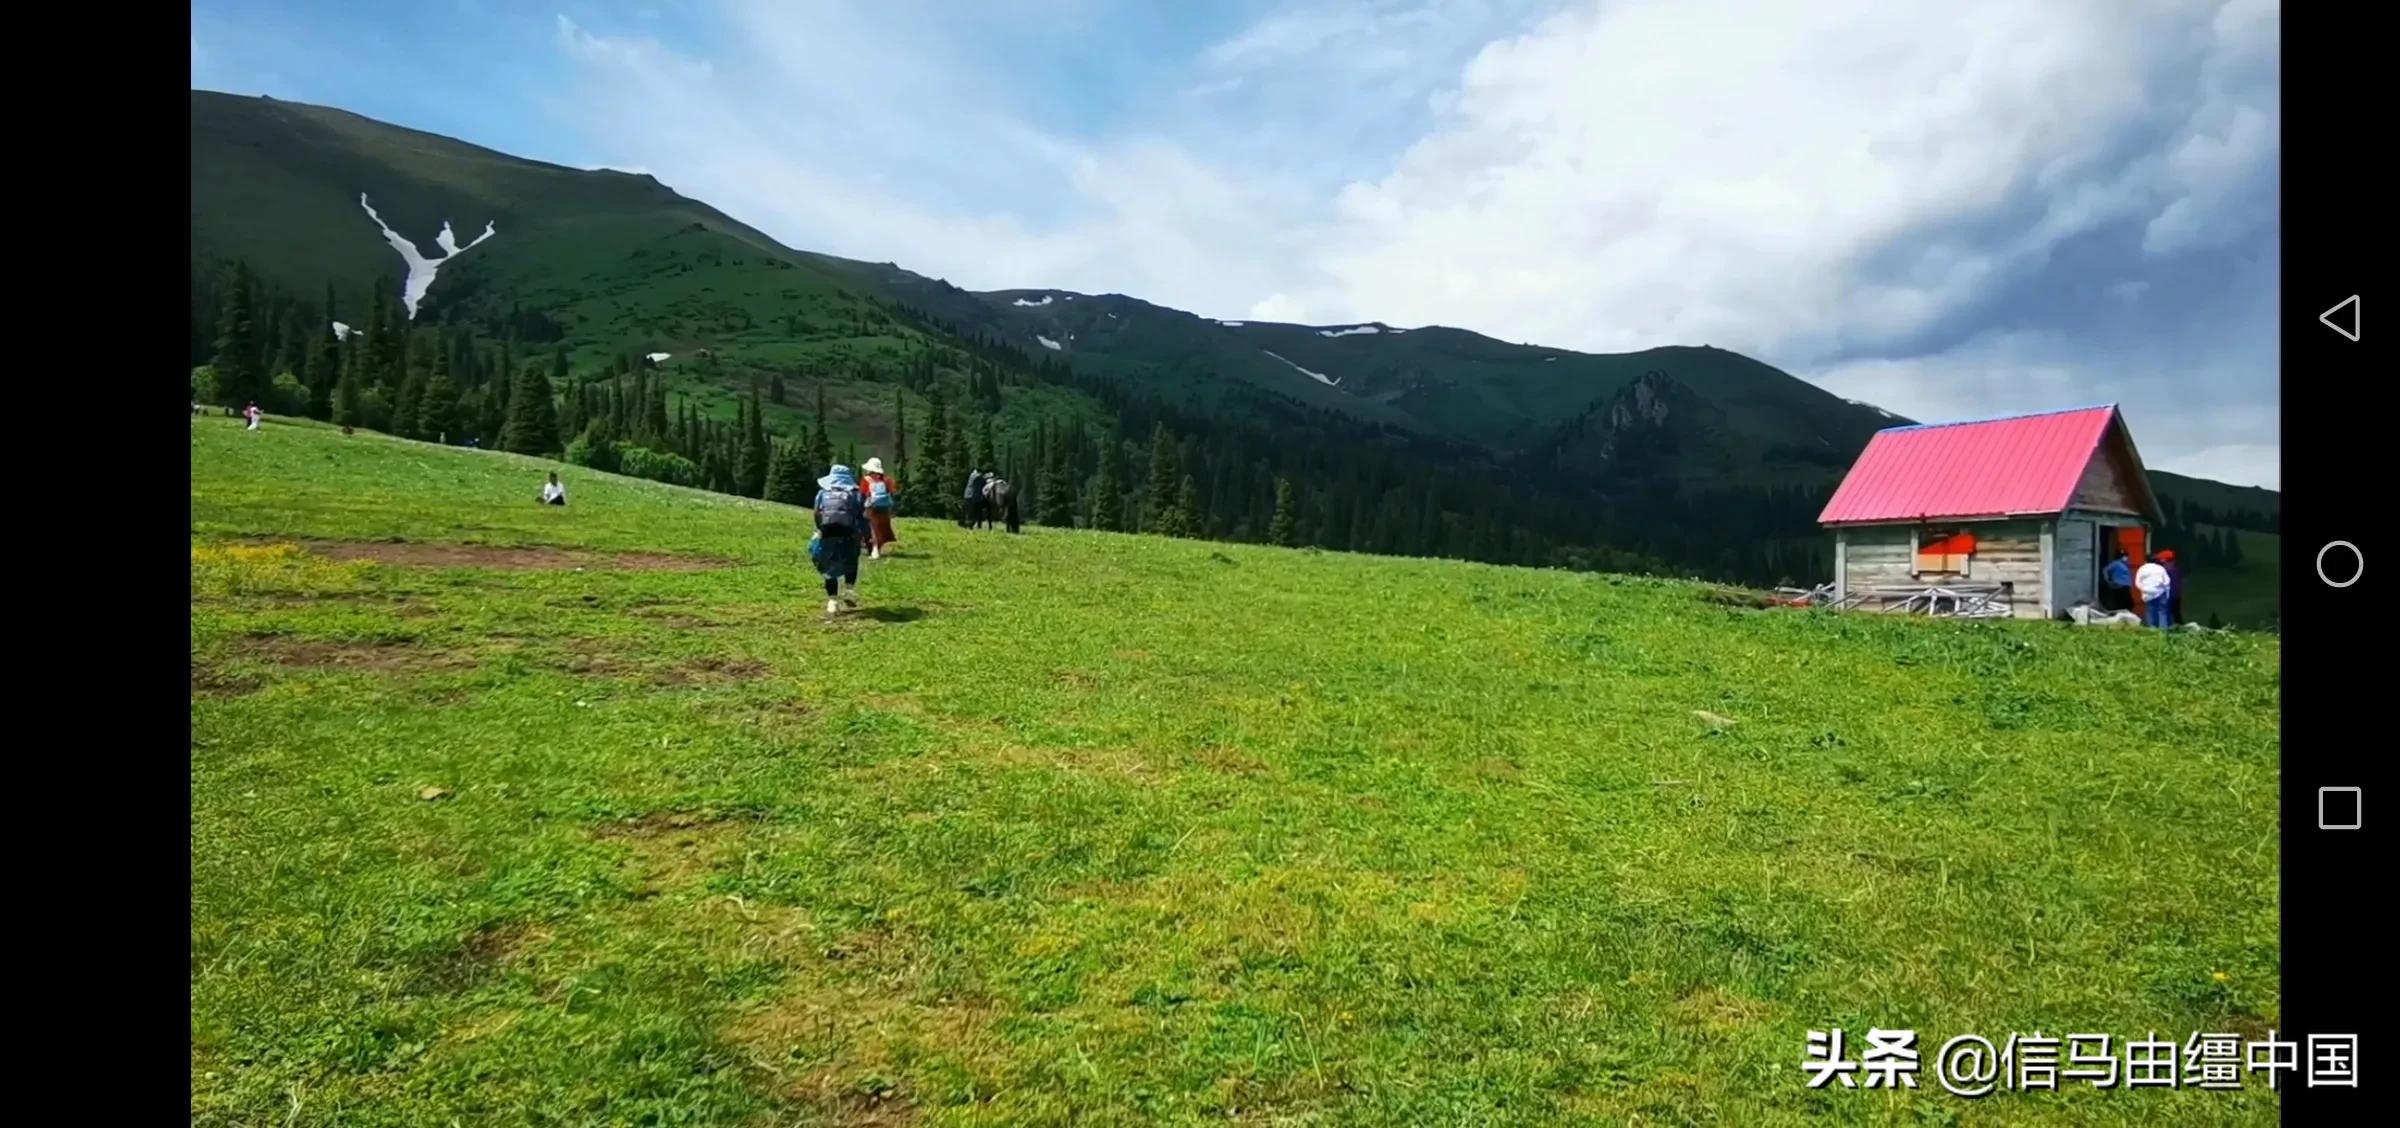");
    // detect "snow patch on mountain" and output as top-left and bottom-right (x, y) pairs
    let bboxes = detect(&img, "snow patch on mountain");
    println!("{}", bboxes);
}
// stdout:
(1261, 349), (1340, 388)
(1036, 335), (1063, 351)
(331, 321), (353, 341)
(359, 194), (496, 319)
(1316, 325), (1382, 338)
(1844, 398), (1901, 419)
(1219, 320), (1245, 327)
(1012, 295), (1054, 307)
(647, 352), (673, 364)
